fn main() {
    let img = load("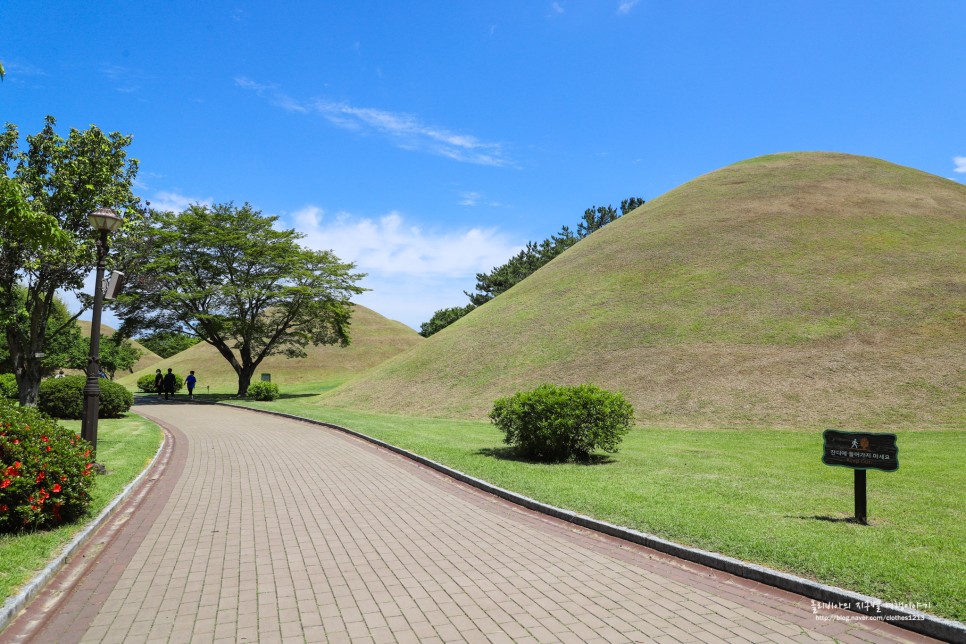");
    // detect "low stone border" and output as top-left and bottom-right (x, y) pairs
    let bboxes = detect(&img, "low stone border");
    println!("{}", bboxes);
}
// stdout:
(0, 424), (169, 635)
(230, 403), (966, 644)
